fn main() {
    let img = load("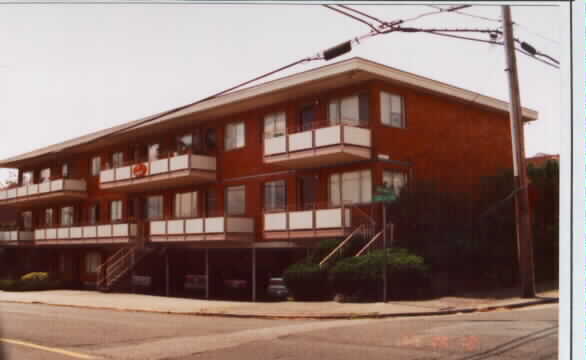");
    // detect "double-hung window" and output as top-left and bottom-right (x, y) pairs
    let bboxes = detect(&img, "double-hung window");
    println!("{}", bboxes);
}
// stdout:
(91, 157), (101, 176)
(177, 134), (193, 154)
(61, 206), (74, 226)
(380, 92), (405, 128)
(263, 112), (286, 139)
(145, 196), (164, 219)
(112, 152), (124, 168)
(174, 192), (198, 218)
(328, 93), (369, 126)
(148, 144), (160, 161)
(110, 200), (123, 222)
(88, 203), (99, 225)
(264, 180), (287, 211)
(226, 185), (246, 215)
(85, 252), (101, 274)
(382, 171), (408, 196)
(225, 122), (245, 151)
(22, 171), (34, 185)
(329, 170), (372, 206)
(45, 208), (54, 226)
(40, 168), (51, 183)
(62, 163), (69, 178)
(22, 211), (33, 230)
